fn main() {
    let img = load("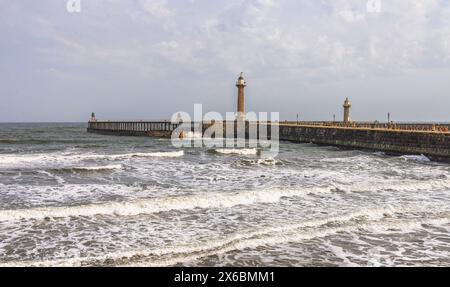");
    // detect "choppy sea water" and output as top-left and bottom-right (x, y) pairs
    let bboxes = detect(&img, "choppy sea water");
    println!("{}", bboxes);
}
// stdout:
(0, 123), (449, 267)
